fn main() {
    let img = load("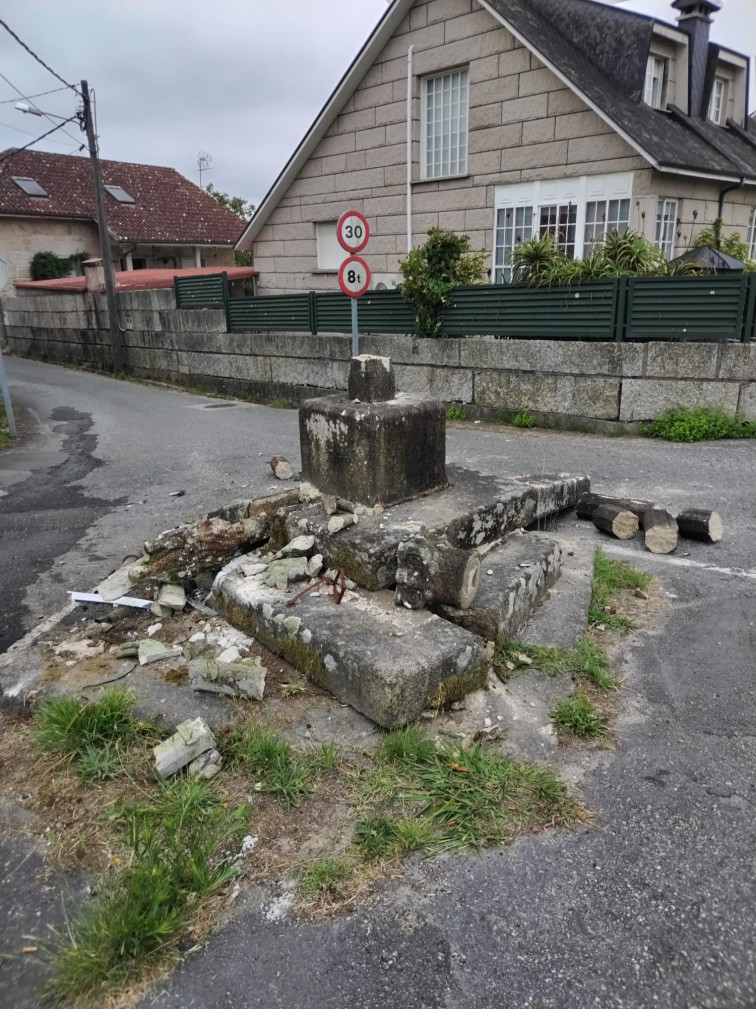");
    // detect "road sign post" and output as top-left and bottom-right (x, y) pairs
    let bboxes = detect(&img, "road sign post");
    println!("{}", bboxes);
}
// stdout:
(337, 211), (371, 357)
(0, 346), (17, 438)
